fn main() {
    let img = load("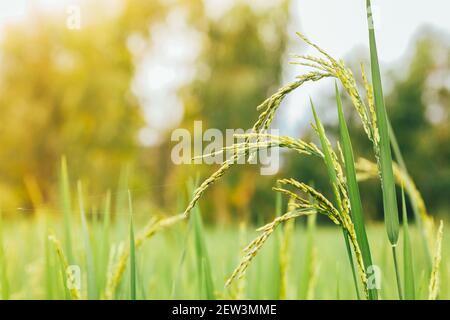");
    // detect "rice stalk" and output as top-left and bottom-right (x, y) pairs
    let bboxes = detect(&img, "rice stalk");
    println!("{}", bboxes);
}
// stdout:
(429, 221), (444, 300)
